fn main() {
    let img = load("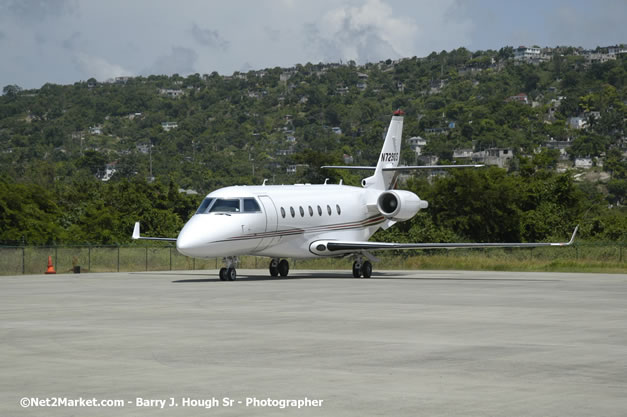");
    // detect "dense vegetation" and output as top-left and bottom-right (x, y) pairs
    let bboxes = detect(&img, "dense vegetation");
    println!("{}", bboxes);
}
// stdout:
(0, 47), (625, 245)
